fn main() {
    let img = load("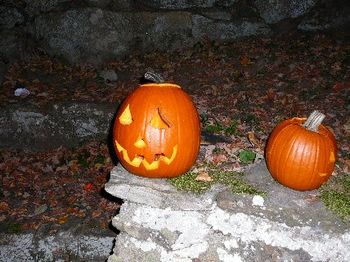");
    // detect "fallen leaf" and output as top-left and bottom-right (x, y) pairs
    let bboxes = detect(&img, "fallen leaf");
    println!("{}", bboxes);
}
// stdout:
(332, 82), (350, 92)
(212, 153), (228, 164)
(344, 120), (350, 136)
(37, 92), (49, 97)
(34, 204), (48, 216)
(75, 210), (86, 218)
(247, 131), (261, 148)
(55, 165), (68, 172)
(344, 159), (350, 174)
(58, 215), (69, 224)
(266, 88), (277, 101)
(0, 201), (9, 212)
(195, 172), (213, 182)
(92, 210), (102, 218)
(83, 183), (94, 192)
(240, 56), (252, 66)
(68, 160), (80, 173)
(94, 163), (103, 169)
